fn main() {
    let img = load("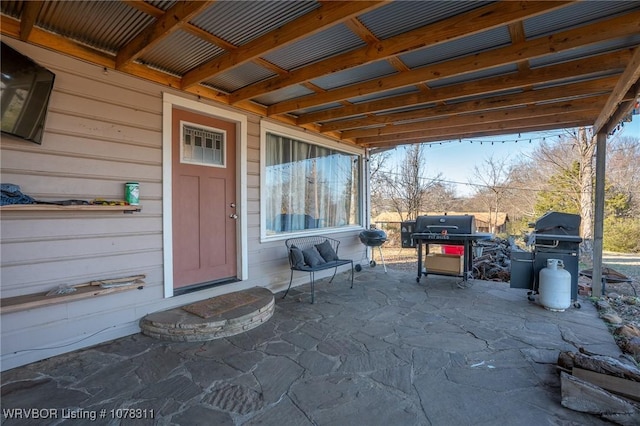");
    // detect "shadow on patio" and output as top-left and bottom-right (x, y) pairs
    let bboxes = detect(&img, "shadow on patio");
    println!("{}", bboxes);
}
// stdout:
(1, 268), (621, 425)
